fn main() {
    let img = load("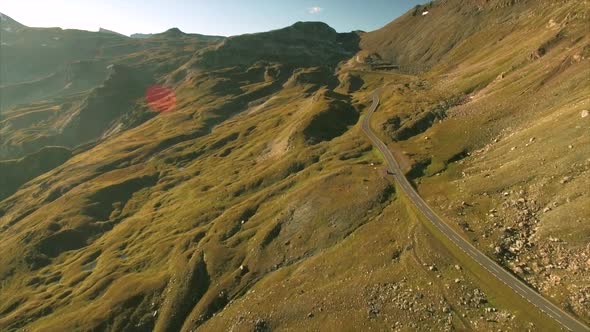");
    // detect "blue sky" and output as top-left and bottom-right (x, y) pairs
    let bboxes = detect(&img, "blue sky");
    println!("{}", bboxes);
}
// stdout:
(0, 0), (426, 36)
